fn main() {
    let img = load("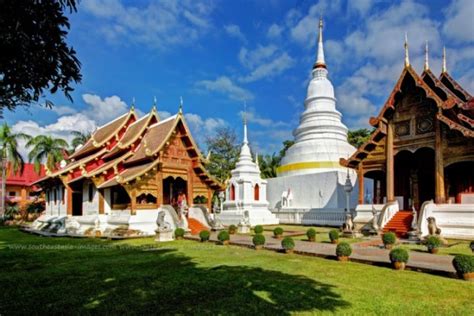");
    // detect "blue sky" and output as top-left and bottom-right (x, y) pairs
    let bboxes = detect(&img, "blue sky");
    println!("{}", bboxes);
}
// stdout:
(5, 0), (474, 158)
